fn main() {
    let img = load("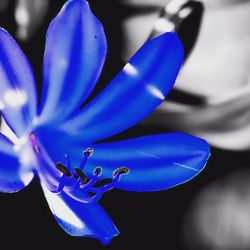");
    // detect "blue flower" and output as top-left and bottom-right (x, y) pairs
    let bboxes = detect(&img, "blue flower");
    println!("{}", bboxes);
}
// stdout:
(0, 0), (210, 245)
